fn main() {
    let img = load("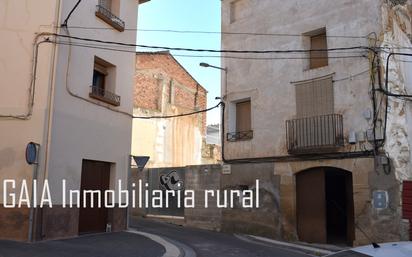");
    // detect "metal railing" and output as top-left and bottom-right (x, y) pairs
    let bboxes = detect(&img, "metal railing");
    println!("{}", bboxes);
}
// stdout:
(227, 130), (253, 142)
(89, 86), (121, 106)
(95, 4), (125, 31)
(286, 114), (344, 154)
